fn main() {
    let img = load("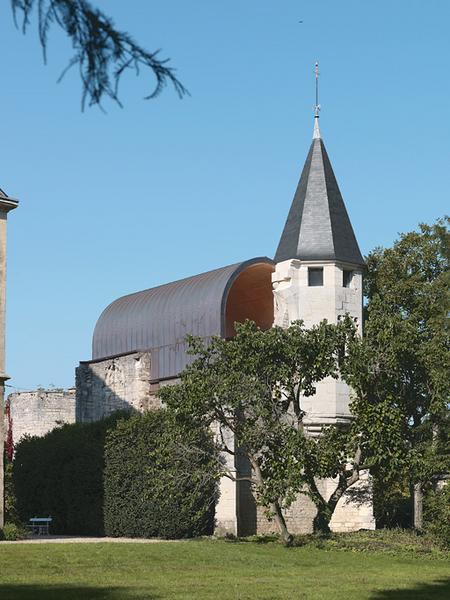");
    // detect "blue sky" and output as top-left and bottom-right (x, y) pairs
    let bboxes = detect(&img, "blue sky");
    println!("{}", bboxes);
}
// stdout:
(1, 0), (449, 390)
